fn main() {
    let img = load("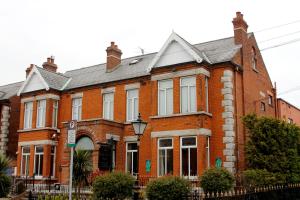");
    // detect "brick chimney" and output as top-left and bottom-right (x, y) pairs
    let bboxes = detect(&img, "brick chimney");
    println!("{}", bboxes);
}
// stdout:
(26, 64), (35, 78)
(106, 42), (122, 72)
(232, 12), (248, 45)
(42, 56), (57, 72)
